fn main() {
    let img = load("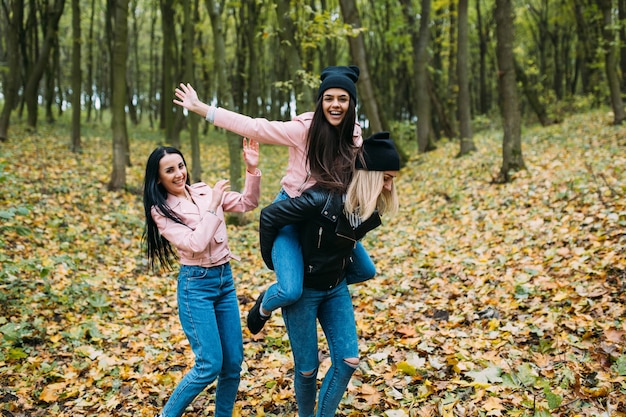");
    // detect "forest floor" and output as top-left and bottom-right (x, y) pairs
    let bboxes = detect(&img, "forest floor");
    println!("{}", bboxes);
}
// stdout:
(1, 109), (625, 417)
